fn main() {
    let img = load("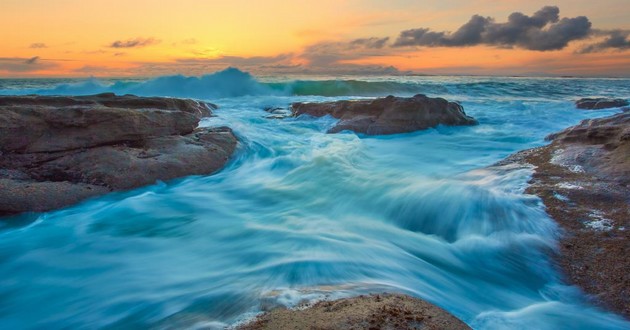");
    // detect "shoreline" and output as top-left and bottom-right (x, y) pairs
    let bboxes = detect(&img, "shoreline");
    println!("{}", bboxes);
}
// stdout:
(500, 111), (629, 318)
